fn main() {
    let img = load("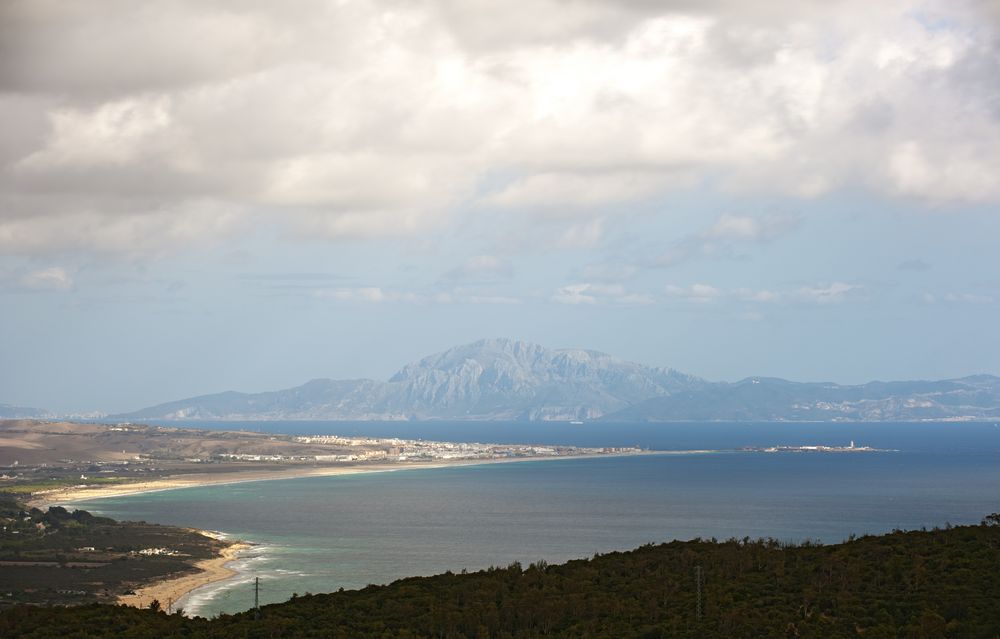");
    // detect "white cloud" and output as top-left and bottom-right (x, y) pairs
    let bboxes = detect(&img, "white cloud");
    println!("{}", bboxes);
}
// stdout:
(557, 218), (606, 249)
(464, 294), (522, 305)
(436, 286), (524, 305)
(552, 283), (599, 305)
(446, 255), (513, 280)
(485, 172), (670, 210)
(669, 281), (864, 305)
(16, 97), (173, 171)
(704, 213), (799, 242)
(579, 262), (638, 282)
(552, 282), (652, 305)
(314, 287), (390, 303)
(929, 292), (995, 304)
(1, 0), (998, 257)
(736, 282), (862, 305)
(17, 266), (73, 291)
(650, 212), (801, 267)
(312, 284), (523, 305)
(664, 283), (722, 302)
(319, 278), (867, 308)
(944, 292), (993, 304)
(0, 199), (244, 259)
(731, 287), (781, 302)
(792, 282), (863, 305)
(888, 141), (1000, 202)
